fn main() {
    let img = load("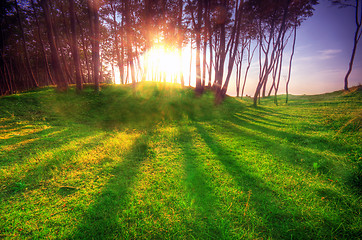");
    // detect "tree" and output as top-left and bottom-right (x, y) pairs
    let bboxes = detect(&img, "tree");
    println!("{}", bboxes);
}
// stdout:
(216, 0), (245, 103)
(69, 0), (83, 92)
(331, 0), (361, 91)
(40, 0), (68, 91)
(124, 0), (136, 85)
(15, 0), (38, 89)
(88, 0), (100, 91)
(286, 25), (296, 103)
(186, 0), (203, 95)
(249, 0), (317, 106)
